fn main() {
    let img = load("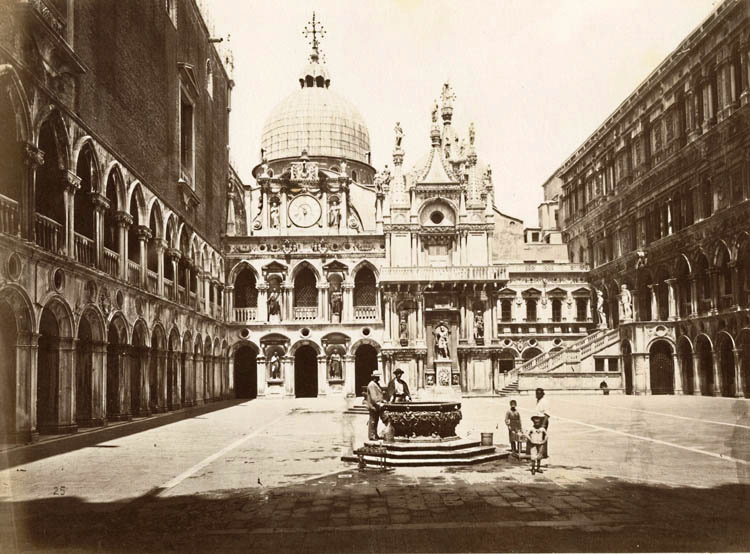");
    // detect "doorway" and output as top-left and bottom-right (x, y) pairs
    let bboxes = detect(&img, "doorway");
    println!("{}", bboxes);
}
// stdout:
(234, 346), (257, 399)
(294, 345), (318, 398)
(355, 344), (378, 397)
